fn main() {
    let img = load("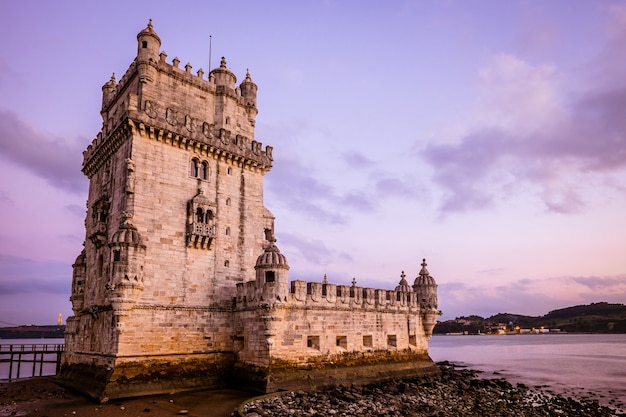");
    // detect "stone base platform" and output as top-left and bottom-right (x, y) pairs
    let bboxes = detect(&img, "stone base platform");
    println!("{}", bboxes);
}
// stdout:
(233, 349), (440, 393)
(57, 352), (236, 402)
